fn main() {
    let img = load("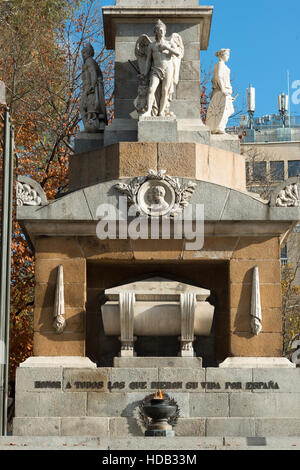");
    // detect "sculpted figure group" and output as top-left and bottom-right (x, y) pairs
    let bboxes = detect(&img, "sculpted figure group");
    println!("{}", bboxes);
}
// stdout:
(134, 19), (184, 118)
